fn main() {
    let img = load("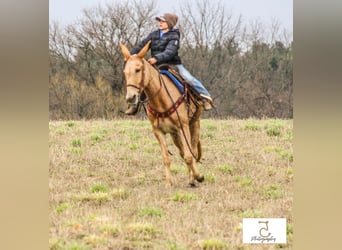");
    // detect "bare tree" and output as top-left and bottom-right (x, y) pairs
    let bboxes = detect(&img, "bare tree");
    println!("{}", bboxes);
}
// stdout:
(50, 0), (157, 90)
(177, 0), (243, 117)
(49, 0), (292, 119)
